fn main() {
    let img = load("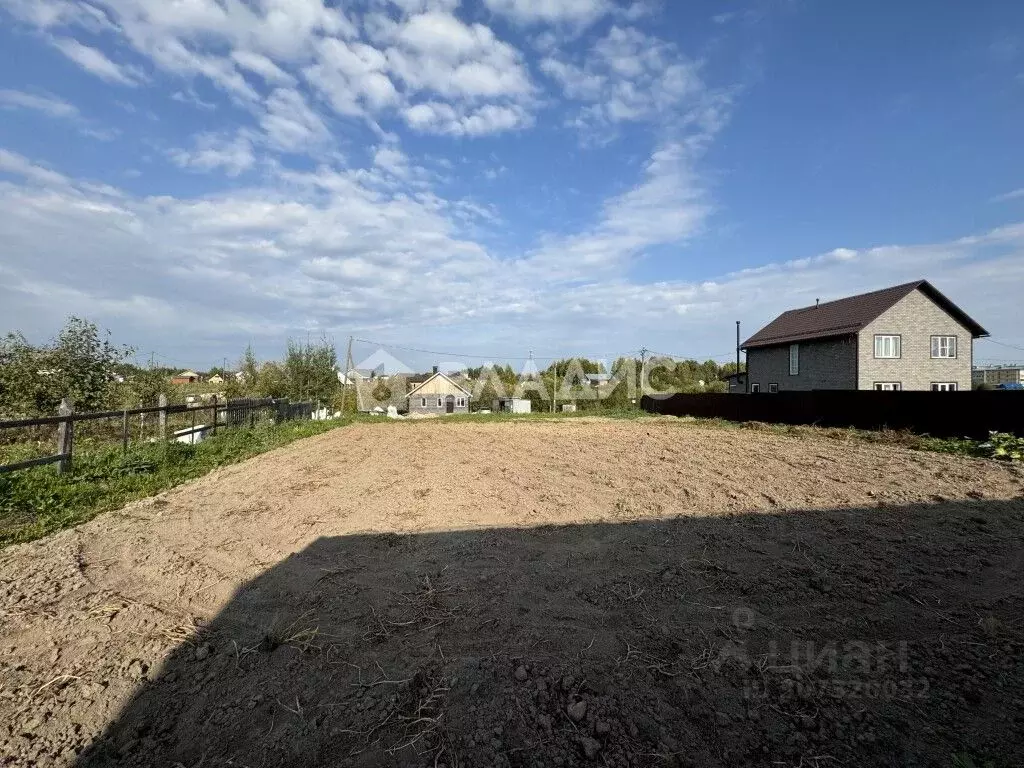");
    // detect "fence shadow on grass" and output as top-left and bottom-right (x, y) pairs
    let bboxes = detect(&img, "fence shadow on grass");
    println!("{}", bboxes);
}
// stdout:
(76, 498), (1024, 768)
